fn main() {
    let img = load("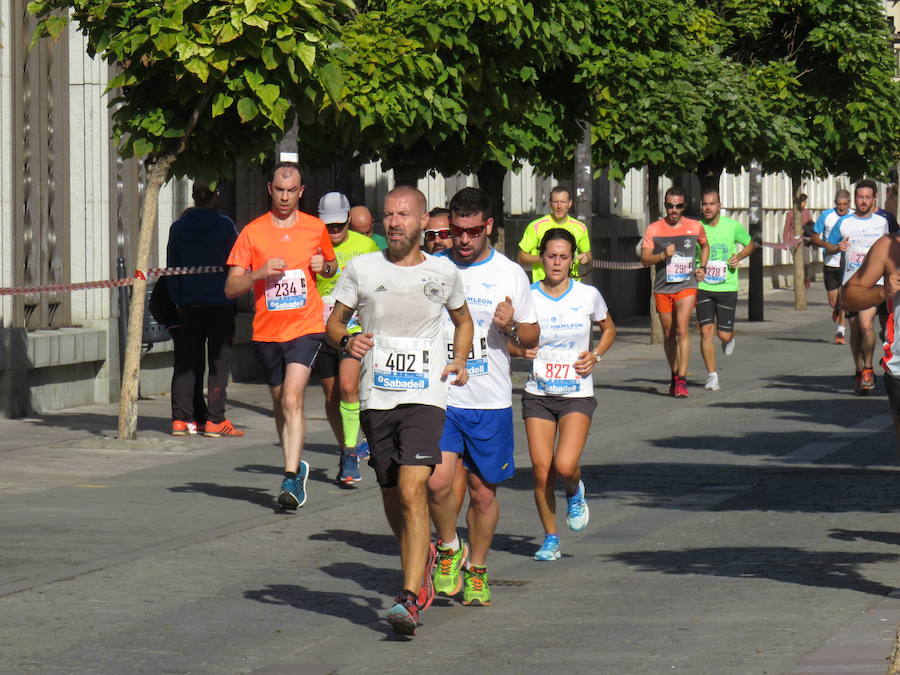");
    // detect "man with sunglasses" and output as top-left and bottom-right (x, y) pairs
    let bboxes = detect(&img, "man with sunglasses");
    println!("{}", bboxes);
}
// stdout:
(424, 207), (452, 254)
(429, 187), (539, 607)
(640, 186), (709, 397)
(517, 186), (592, 281)
(314, 192), (379, 484)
